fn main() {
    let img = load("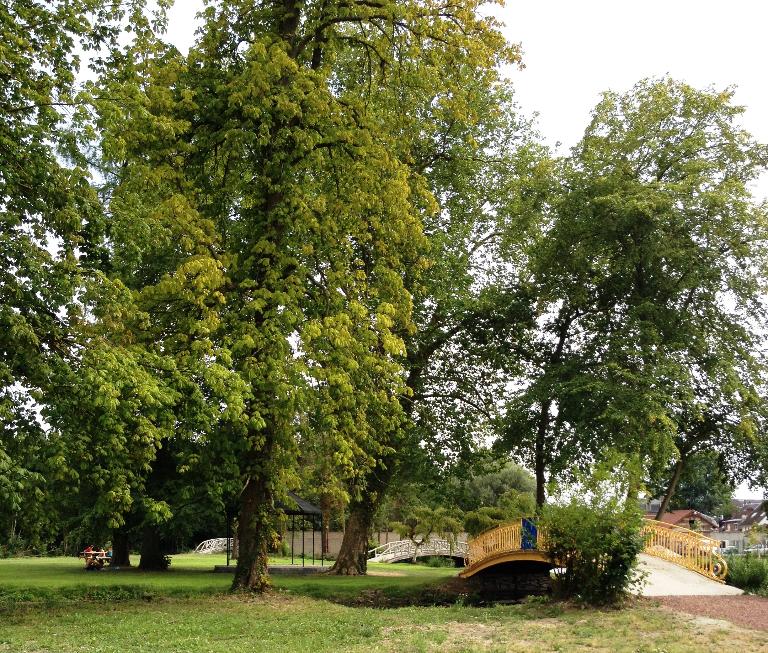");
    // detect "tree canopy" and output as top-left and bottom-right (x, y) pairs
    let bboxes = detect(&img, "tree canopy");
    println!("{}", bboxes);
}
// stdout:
(3, 3), (768, 589)
(497, 78), (768, 507)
